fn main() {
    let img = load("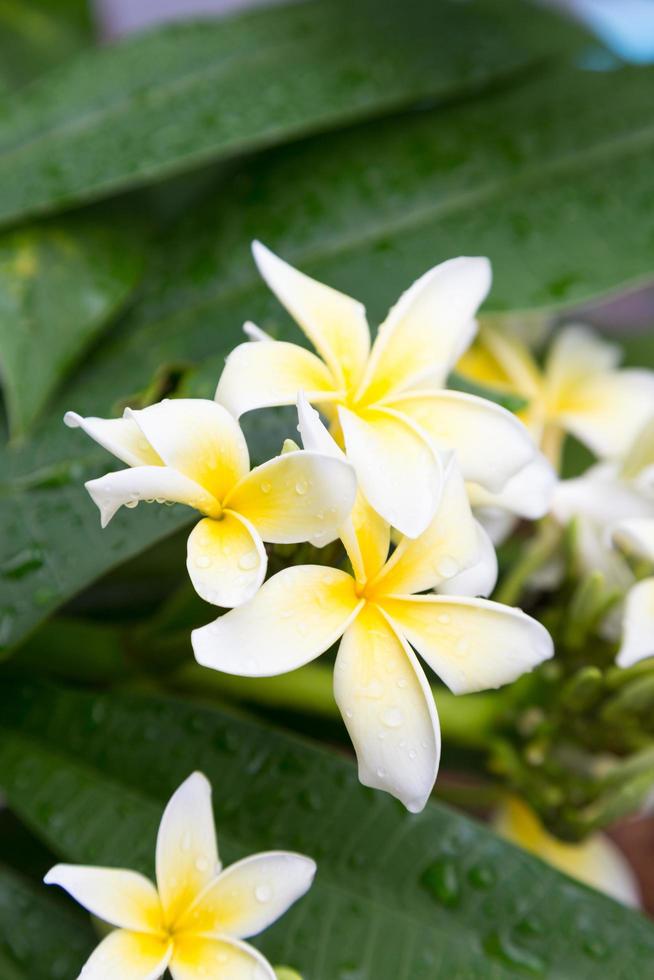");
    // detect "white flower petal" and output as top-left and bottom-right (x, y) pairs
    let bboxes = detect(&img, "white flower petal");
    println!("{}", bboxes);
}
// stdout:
(386, 390), (536, 493)
(334, 603), (440, 813)
(225, 450), (356, 547)
(242, 320), (273, 342)
(338, 404), (442, 537)
(192, 566), (362, 676)
(552, 463), (654, 527)
(75, 931), (172, 980)
(359, 256), (491, 402)
(437, 520), (498, 598)
(215, 340), (339, 418)
(176, 852), (315, 939)
(155, 772), (221, 930)
(252, 241), (370, 389)
(468, 452), (556, 520)
(169, 936), (275, 980)
(494, 796), (640, 907)
(64, 411), (162, 467)
(612, 518), (654, 564)
(383, 595), (553, 695)
(617, 577), (654, 668)
(44, 865), (162, 933)
(127, 399), (249, 500)
(186, 514), (266, 608)
(374, 460), (478, 596)
(545, 324), (621, 388)
(85, 466), (220, 528)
